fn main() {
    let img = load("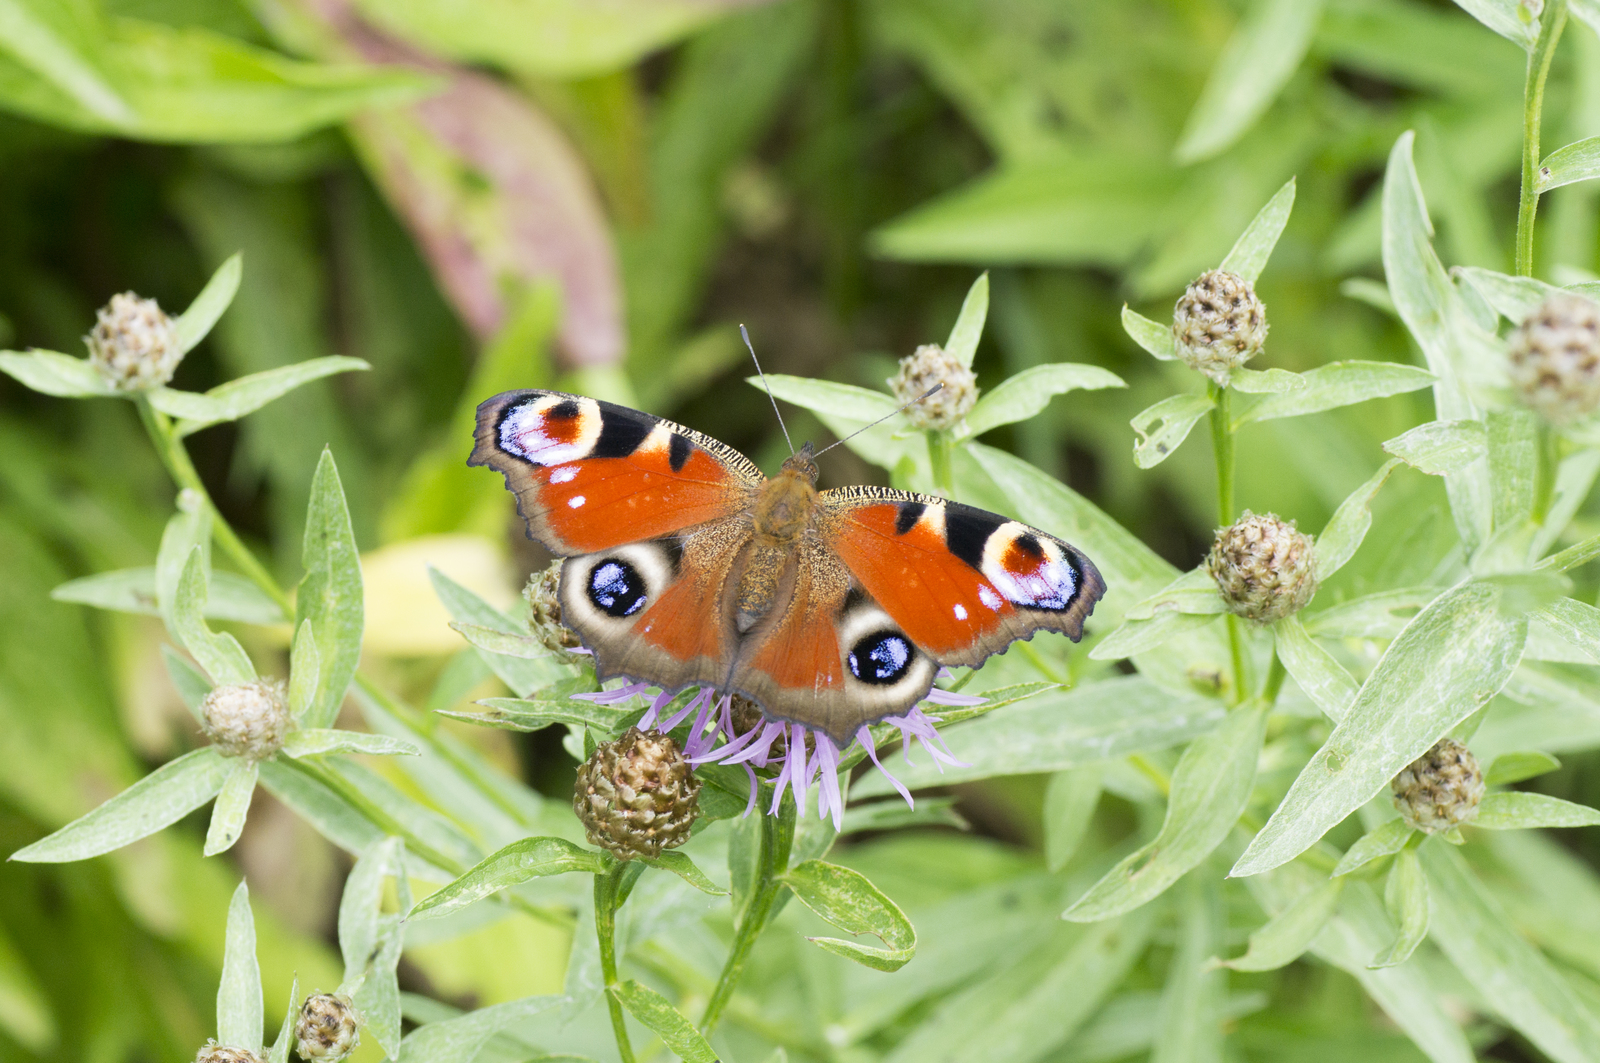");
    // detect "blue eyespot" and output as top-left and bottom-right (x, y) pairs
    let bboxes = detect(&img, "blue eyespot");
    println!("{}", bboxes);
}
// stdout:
(848, 632), (913, 685)
(588, 560), (647, 617)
